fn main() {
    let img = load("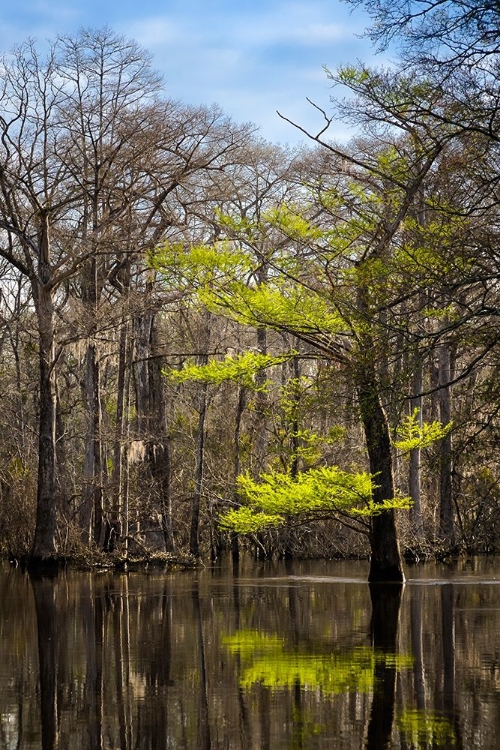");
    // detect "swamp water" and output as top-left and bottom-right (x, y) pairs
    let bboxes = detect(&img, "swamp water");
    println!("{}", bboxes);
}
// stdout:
(0, 557), (499, 749)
